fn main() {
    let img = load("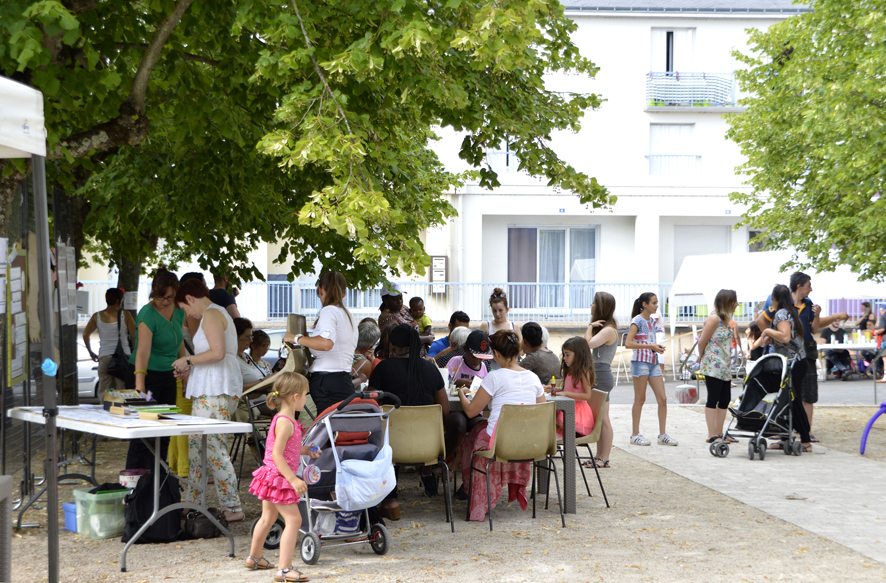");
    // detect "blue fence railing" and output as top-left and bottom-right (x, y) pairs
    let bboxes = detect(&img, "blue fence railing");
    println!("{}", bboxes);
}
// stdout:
(76, 281), (879, 327)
